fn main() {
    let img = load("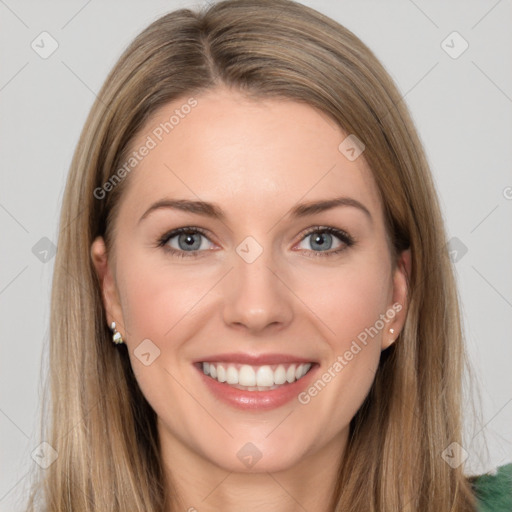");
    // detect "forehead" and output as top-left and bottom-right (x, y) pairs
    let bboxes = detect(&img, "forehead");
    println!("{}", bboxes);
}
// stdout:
(120, 87), (383, 224)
